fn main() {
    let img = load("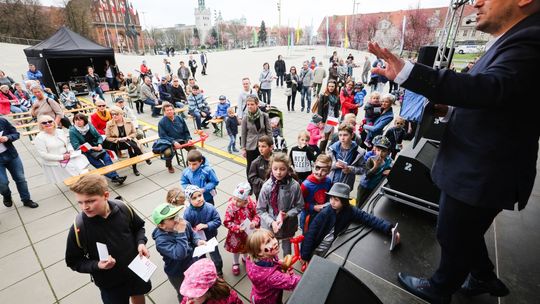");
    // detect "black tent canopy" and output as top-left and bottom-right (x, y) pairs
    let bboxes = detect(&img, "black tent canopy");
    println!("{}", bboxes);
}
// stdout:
(24, 26), (116, 95)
